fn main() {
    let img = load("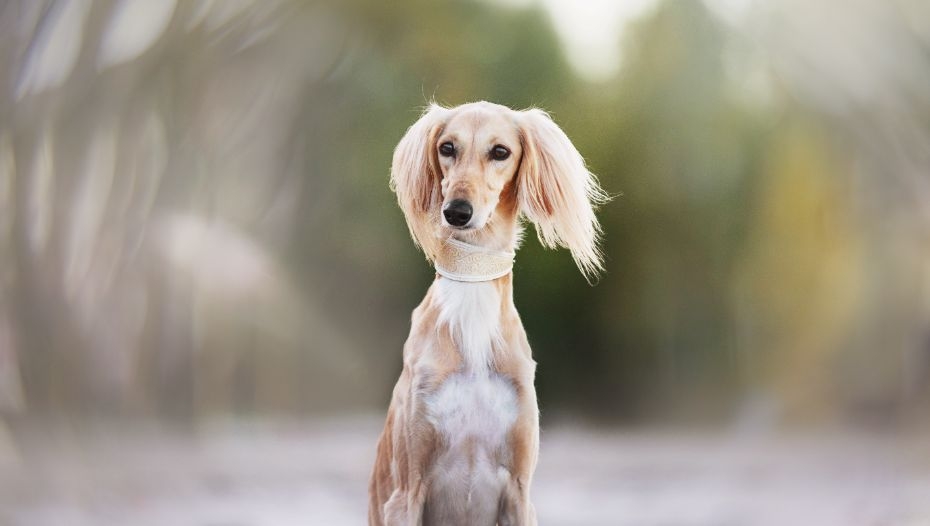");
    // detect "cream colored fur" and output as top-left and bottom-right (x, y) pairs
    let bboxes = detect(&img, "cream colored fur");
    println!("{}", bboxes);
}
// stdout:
(370, 101), (607, 526)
